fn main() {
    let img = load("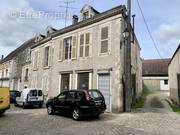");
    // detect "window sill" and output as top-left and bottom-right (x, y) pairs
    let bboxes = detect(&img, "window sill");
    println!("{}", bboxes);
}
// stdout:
(43, 66), (50, 70)
(99, 52), (111, 57)
(33, 68), (38, 71)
